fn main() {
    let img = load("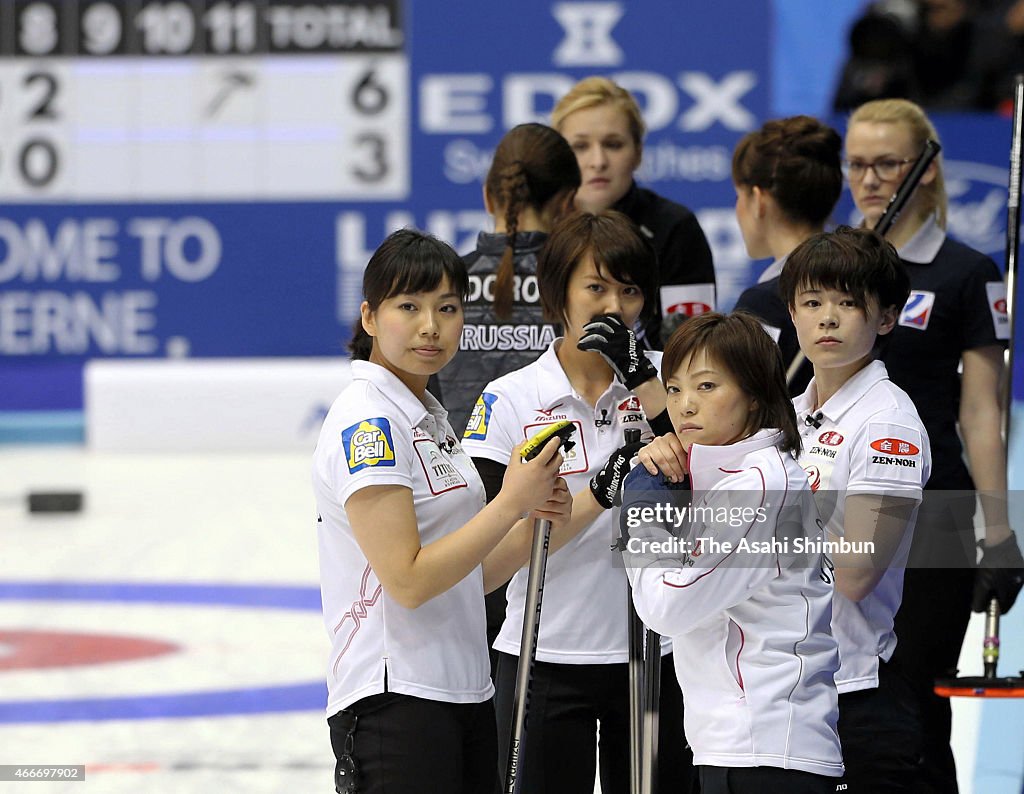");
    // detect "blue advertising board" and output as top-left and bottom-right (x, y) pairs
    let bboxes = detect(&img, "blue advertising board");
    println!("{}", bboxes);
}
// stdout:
(1, 0), (1022, 414)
